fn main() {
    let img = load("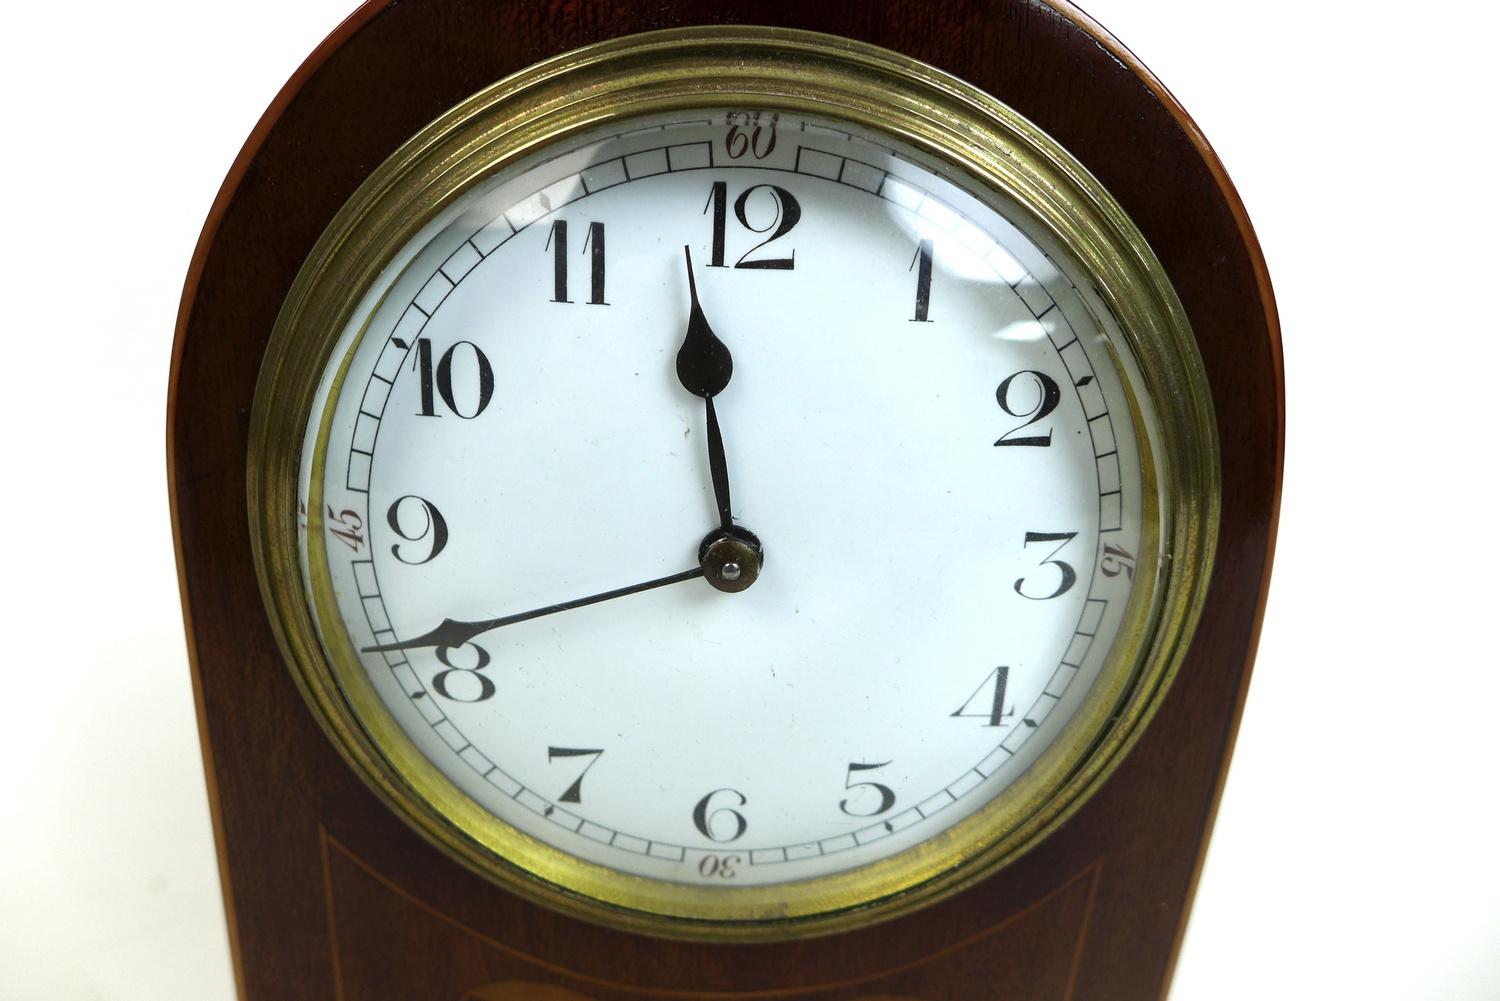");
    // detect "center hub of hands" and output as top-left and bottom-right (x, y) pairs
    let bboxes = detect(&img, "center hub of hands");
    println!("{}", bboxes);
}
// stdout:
(699, 528), (763, 594)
